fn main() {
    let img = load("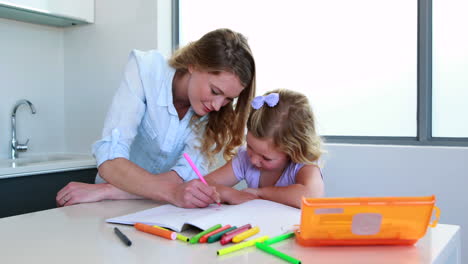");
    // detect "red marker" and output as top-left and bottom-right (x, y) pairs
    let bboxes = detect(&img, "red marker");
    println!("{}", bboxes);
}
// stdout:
(220, 224), (252, 245)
